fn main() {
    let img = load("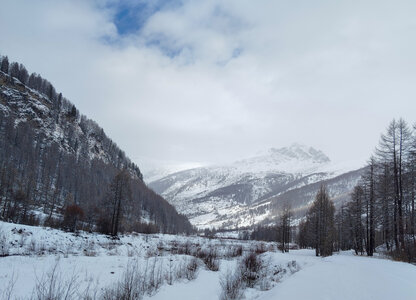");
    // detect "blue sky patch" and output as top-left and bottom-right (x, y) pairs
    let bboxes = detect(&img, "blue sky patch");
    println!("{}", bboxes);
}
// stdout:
(111, 0), (183, 35)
